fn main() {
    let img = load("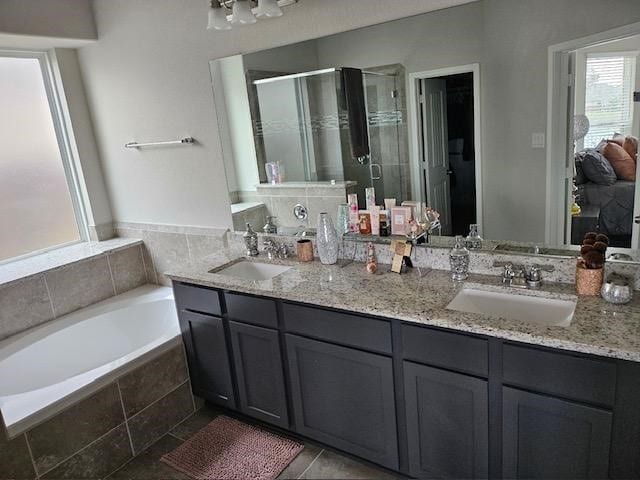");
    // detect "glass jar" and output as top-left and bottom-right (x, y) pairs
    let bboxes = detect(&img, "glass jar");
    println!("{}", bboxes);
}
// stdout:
(450, 235), (470, 281)
(465, 224), (483, 250)
(336, 204), (350, 237)
(317, 213), (339, 265)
